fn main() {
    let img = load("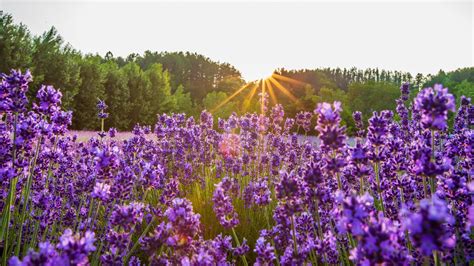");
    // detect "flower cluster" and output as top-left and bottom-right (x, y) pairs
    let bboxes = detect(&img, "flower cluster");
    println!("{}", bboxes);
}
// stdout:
(414, 84), (455, 130)
(96, 99), (108, 119)
(1, 69), (472, 265)
(402, 196), (456, 256)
